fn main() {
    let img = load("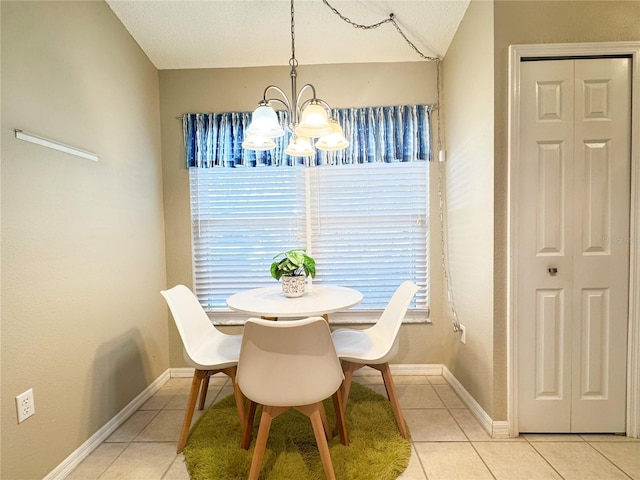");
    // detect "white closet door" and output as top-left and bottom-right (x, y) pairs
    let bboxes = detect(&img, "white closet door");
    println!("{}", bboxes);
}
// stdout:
(518, 58), (630, 433)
